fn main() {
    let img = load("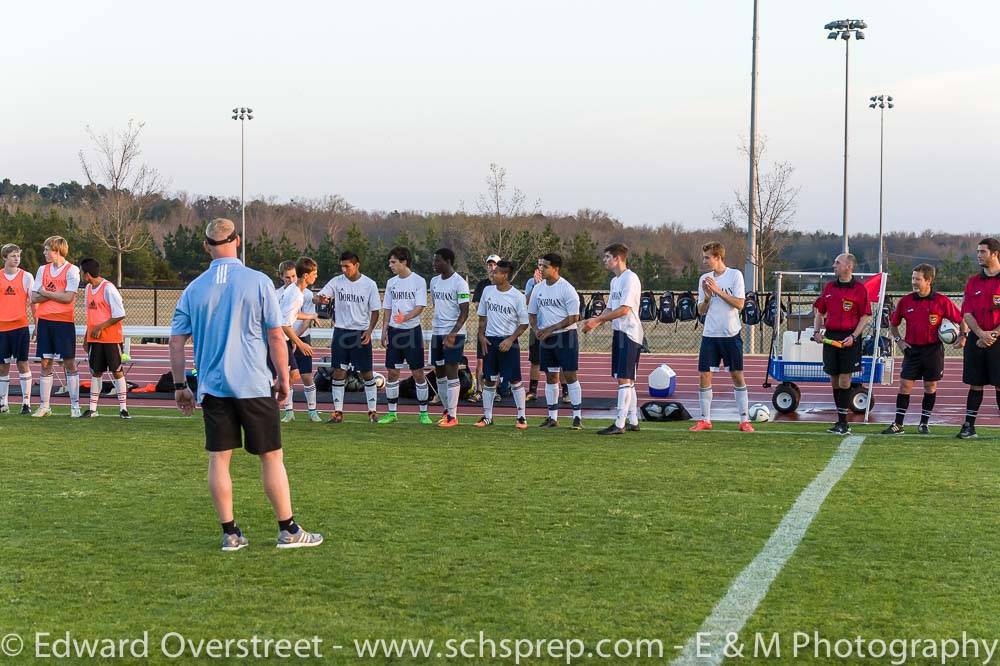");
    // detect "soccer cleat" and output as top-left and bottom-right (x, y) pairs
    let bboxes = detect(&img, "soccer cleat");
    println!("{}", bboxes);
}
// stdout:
(327, 411), (343, 424)
(689, 420), (713, 432)
(120, 409), (131, 420)
(419, 412), (434, 425)
(276, 528), (324, 549)
(827, 423), (851, 435)
(571, 416), (583, 430)
(81, 409), (100, 418)
(0, 404), (7, 414)
(438, 416), (459, 428)
(627, 422), (642, 432)
(70, 406), (82, 418)
(368, 410), (379, 423)
(957, 423), (977, 439)
(596, 424), (625, 436)
(281, 410), (295, 423)
(474, 417), (493, 427)
(881, 423), (904, 435)
(538, 417), (558, 428)
(308, 410), (322, 422)
(32, 406), (52, 418)
(20, 404), (31, 415)
(221, 531), (248, 552)
(561, 393), (571, 404)
(525, 391), (536, 402)
(378, 412), (398, 424)
(738, 421), (754, 433)
(917, 423), (930, 435)
(516, 417), (528, 429)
